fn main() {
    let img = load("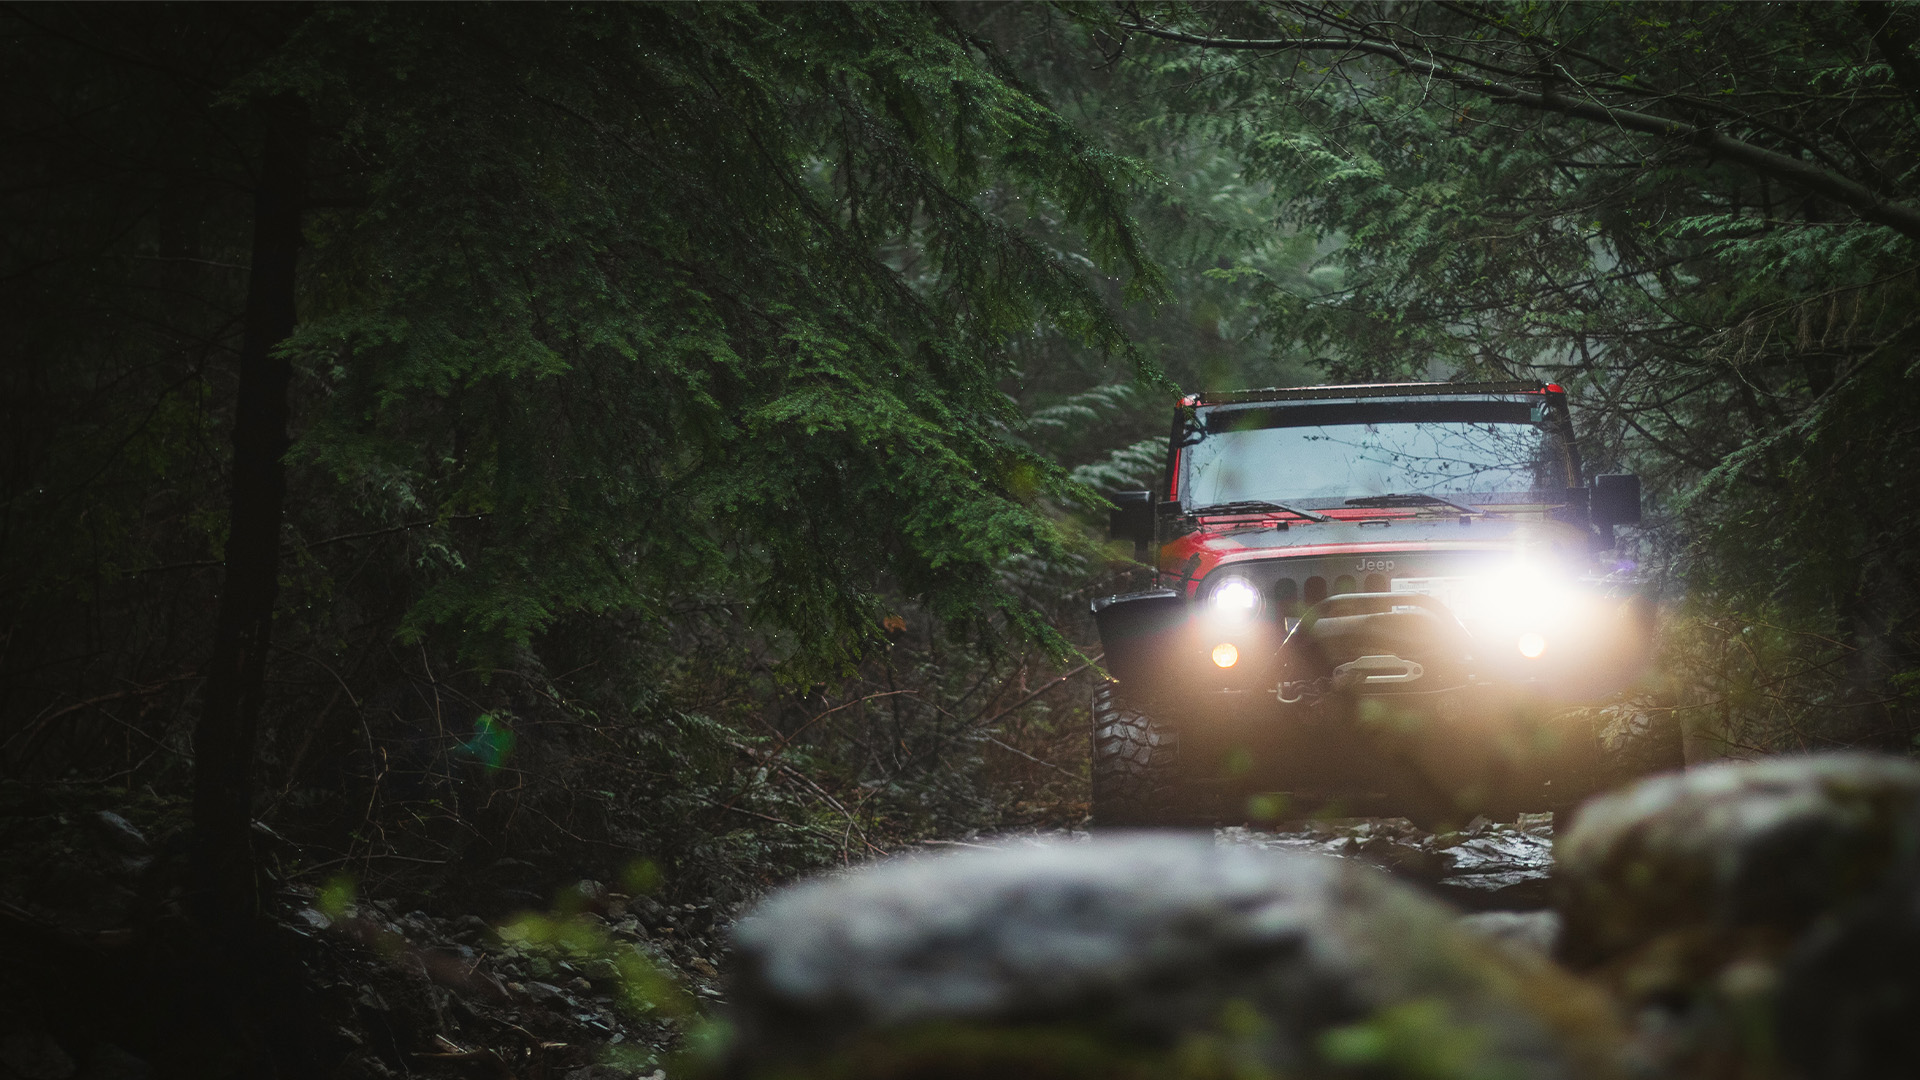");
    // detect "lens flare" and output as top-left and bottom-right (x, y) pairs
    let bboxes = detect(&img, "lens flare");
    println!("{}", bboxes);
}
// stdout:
(1212, 642), (1239, 668)
(1517, 632), (1546, 658)
(1473, 563), (1568, 625)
